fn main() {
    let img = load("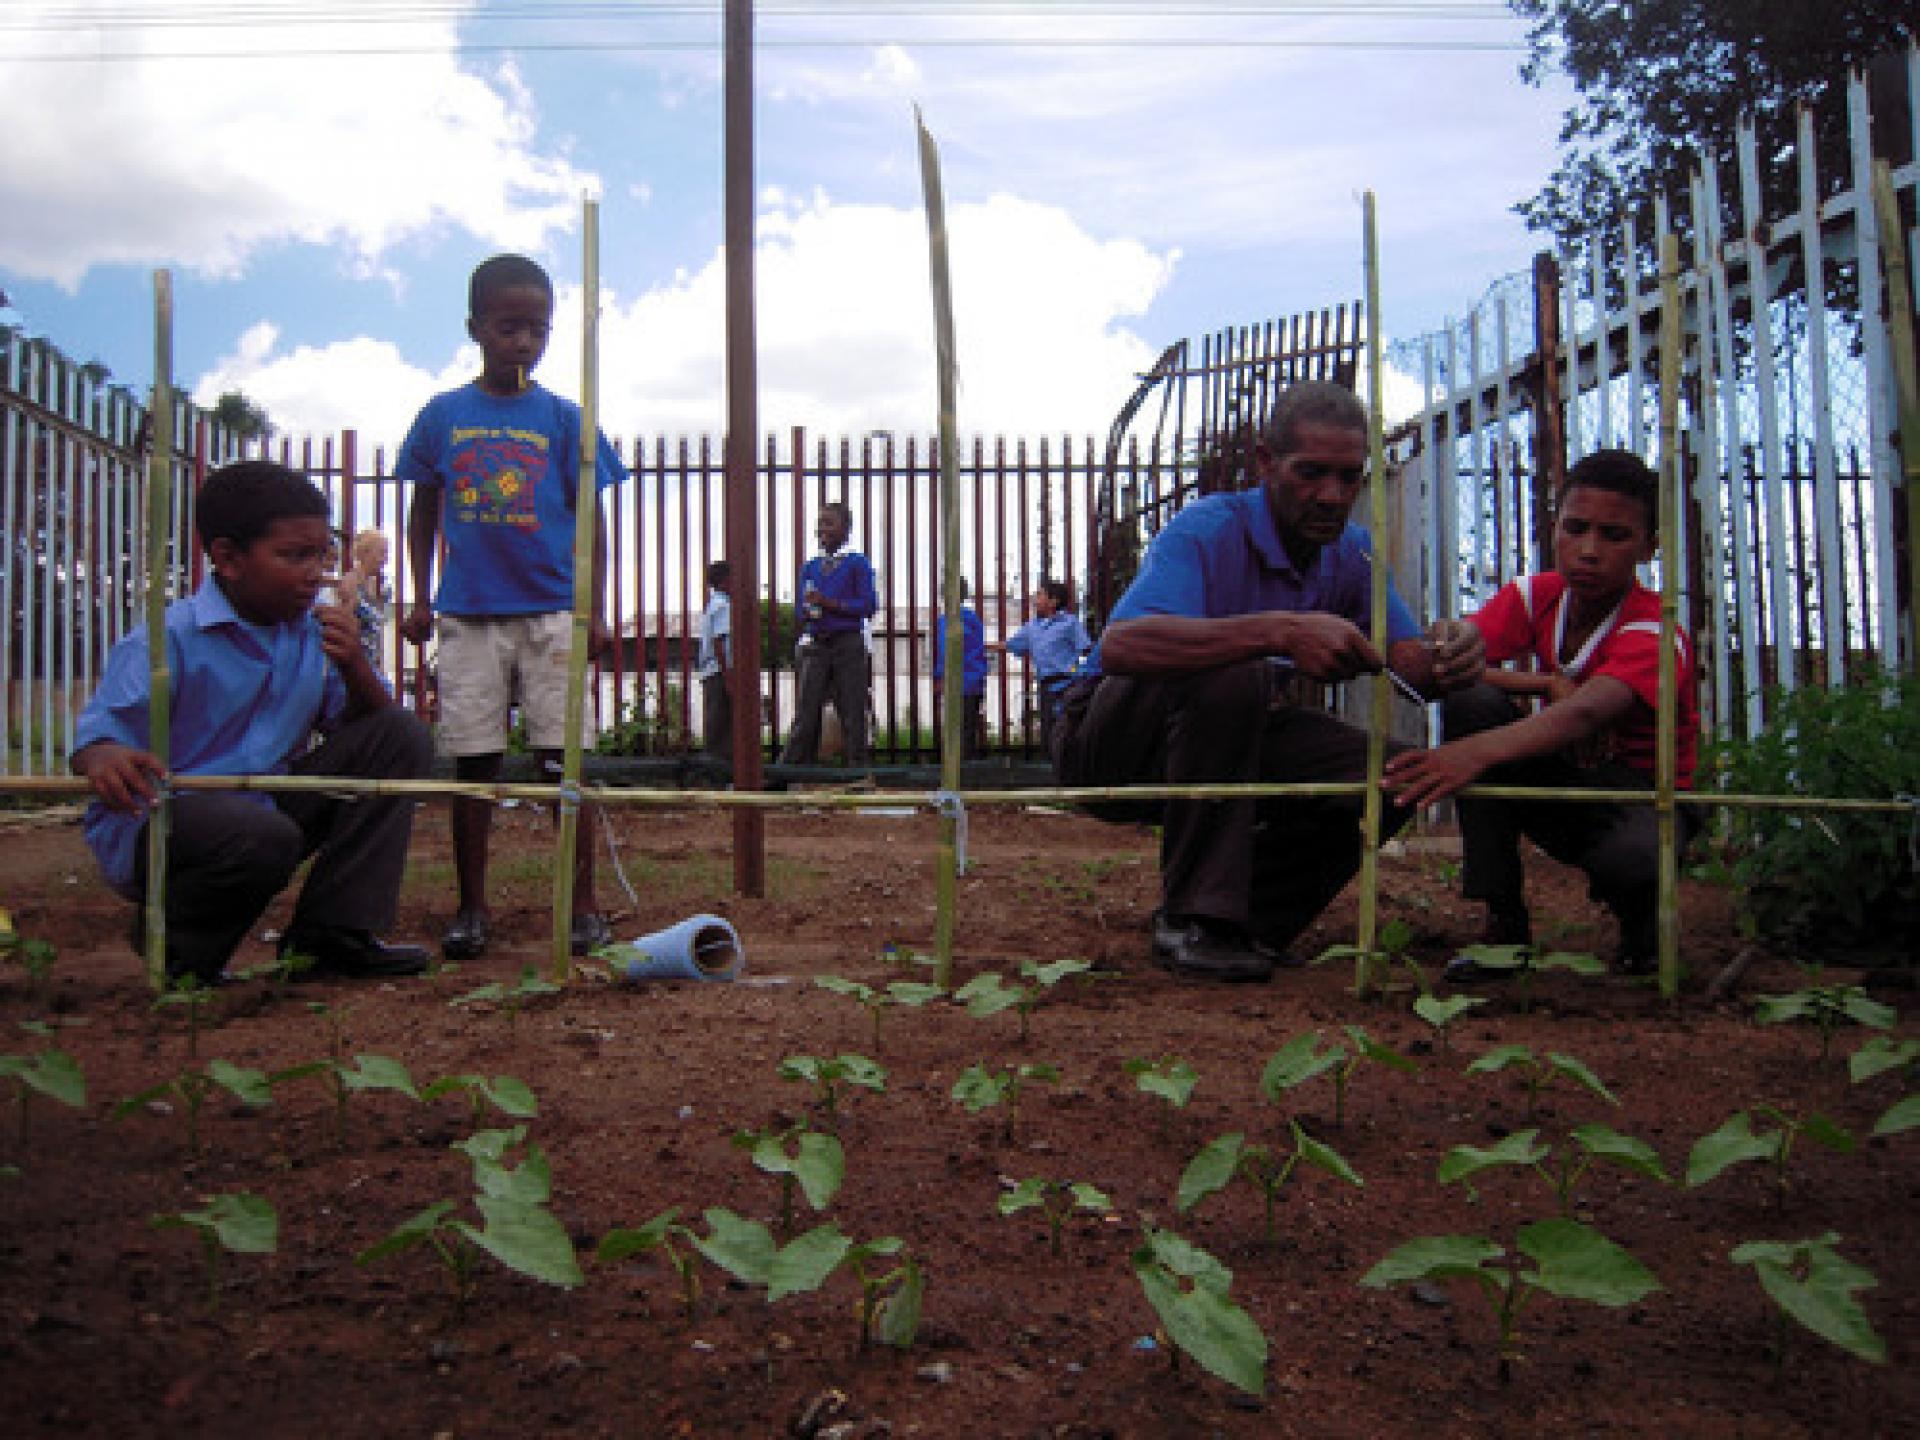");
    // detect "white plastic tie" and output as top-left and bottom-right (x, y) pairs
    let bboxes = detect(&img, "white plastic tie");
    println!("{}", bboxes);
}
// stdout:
(933, 789), (970, 875)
